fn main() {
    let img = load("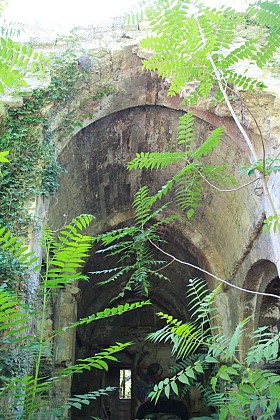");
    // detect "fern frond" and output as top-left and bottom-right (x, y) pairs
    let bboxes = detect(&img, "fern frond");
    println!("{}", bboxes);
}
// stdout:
(224, 317), (250, 359)
(255, 31), (280, 69)
(133, 186), (153, 227)
(132, 186), (171, 227)
(220, 40), (258, 69)
(149, 358), (205, 403)
(123, 0), (150, 26)
(127, 151), (184, 170)
(0, 36), (49, 94)
(200, 164), (237, 187)
(191, 128), (223, 159)
(62, 386), (118, 411)
(247, 1), (280, 30)
(187, 278), (221, 327)
(174, 172), (202, 218)
(55, 300), (151, 336)
(43, 214), (94, 289)
(93, 226), (137, 246)
(0, 226), (38, 267)
(139, 0), (275, 103)
(0, 286), (30, 338)
(224, 69), (266, 92)
(95, 240), (134, 256)
(148, 312), (204, 359)
(177, 112), (195, 147)
(197, 383), (225, 409)
(246, 328), (280, 365)
(52, 342), (133, 378)
(0, 343), (132, 416)
(95, 265), (133, 286)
